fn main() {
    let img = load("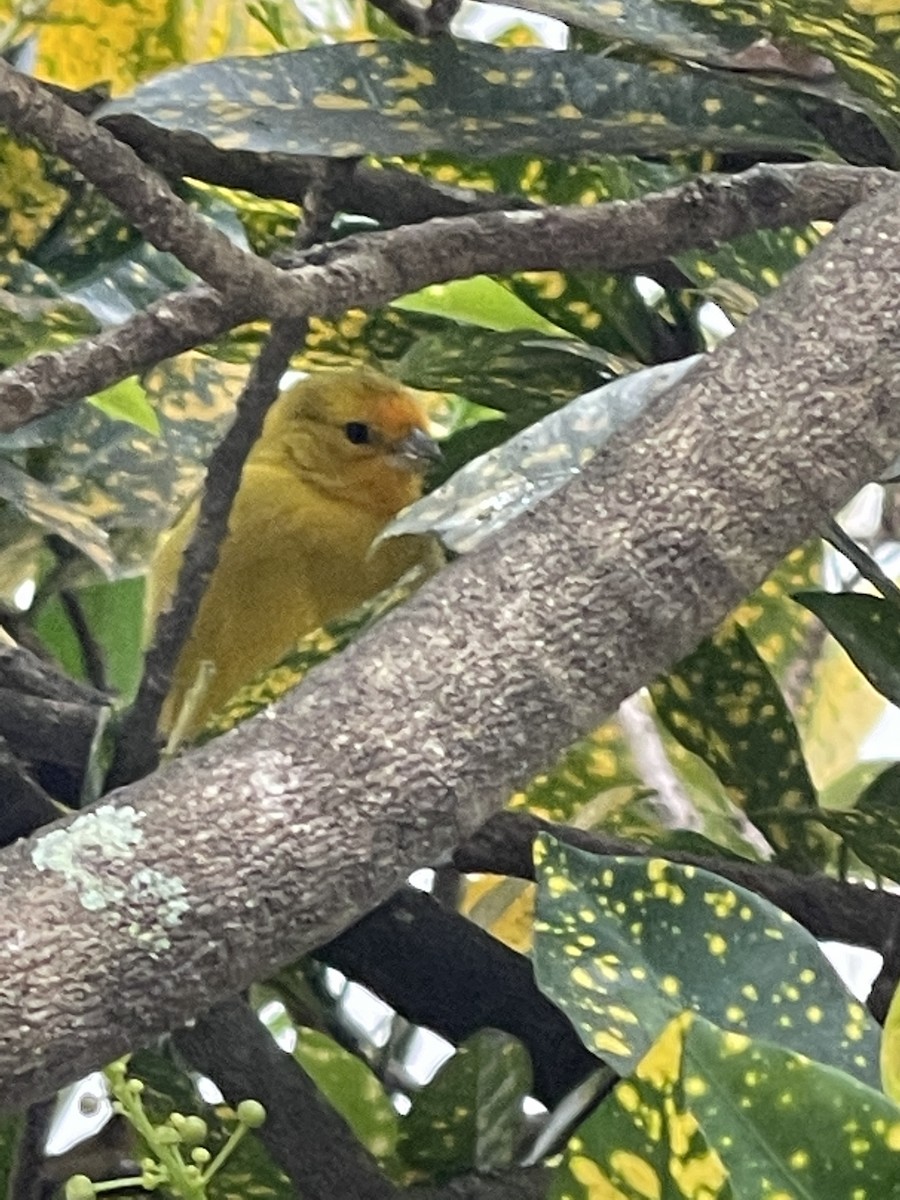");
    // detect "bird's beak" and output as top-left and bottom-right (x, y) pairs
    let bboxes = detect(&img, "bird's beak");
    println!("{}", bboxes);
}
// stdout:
(394, 428), (443, 469)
